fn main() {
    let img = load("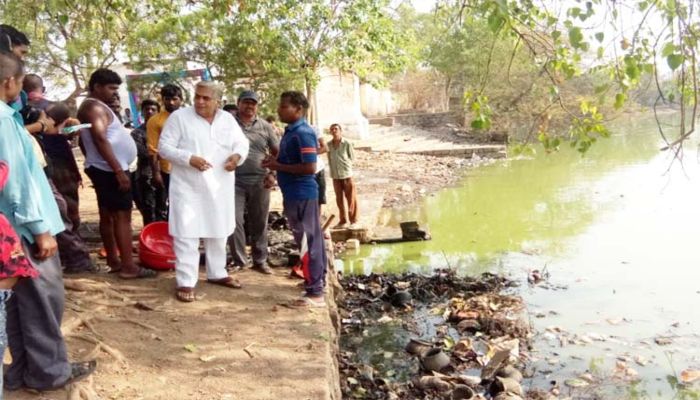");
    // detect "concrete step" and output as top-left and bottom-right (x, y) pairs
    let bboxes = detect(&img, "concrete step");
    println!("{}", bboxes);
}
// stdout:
(354, 124), (508, 158)
(398, 145), (507, 158)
